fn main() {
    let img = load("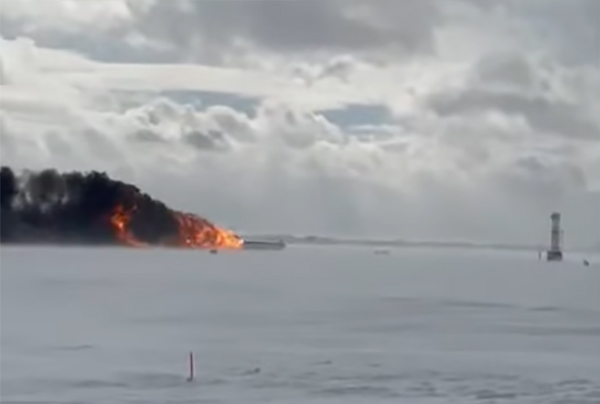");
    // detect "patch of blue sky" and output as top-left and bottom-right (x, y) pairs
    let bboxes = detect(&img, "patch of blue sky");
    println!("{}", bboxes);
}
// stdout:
(111, 89), (398, 139)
